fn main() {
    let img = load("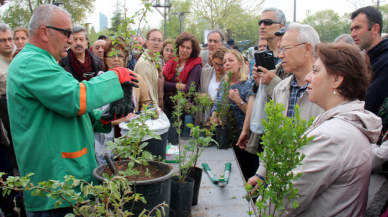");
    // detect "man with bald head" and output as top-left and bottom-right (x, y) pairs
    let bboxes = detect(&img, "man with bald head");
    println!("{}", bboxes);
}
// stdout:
(7, 4), (138, 215)
(93, 39), (106, 62)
